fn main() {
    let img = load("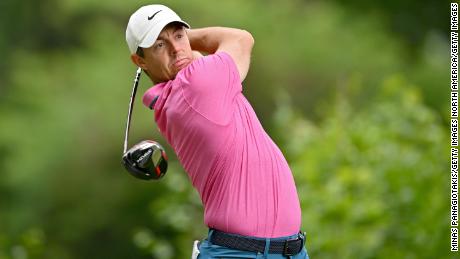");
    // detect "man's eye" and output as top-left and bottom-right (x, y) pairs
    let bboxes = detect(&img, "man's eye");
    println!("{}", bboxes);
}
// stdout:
(176, 34), (183, 39)
(156, 42), (164, 48)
